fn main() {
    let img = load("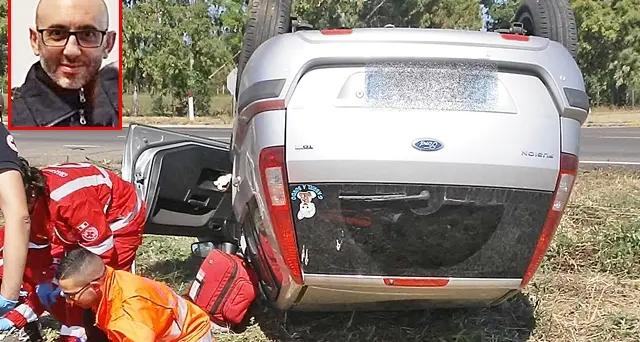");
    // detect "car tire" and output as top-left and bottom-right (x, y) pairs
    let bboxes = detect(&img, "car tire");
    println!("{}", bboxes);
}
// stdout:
(514, 0), (578, 58)
(235, 0), (292, 98)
